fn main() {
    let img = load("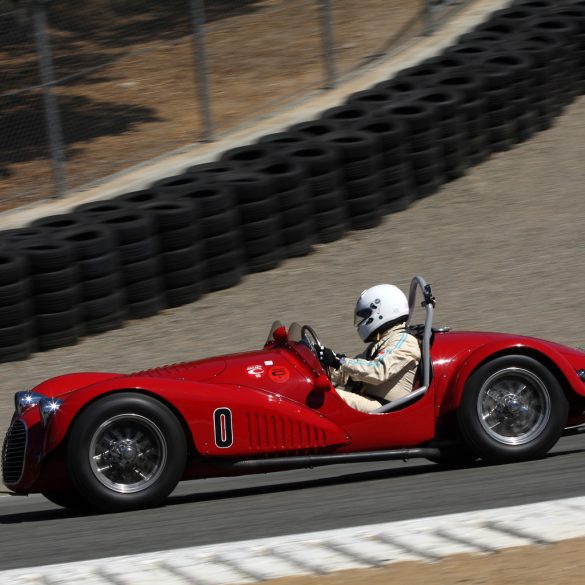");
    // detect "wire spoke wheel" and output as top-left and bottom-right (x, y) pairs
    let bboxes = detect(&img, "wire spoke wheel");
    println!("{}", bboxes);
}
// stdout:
(458, 356), (568, 463)
(477, 367), (551, 445)
(89, 413), (168, 494)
